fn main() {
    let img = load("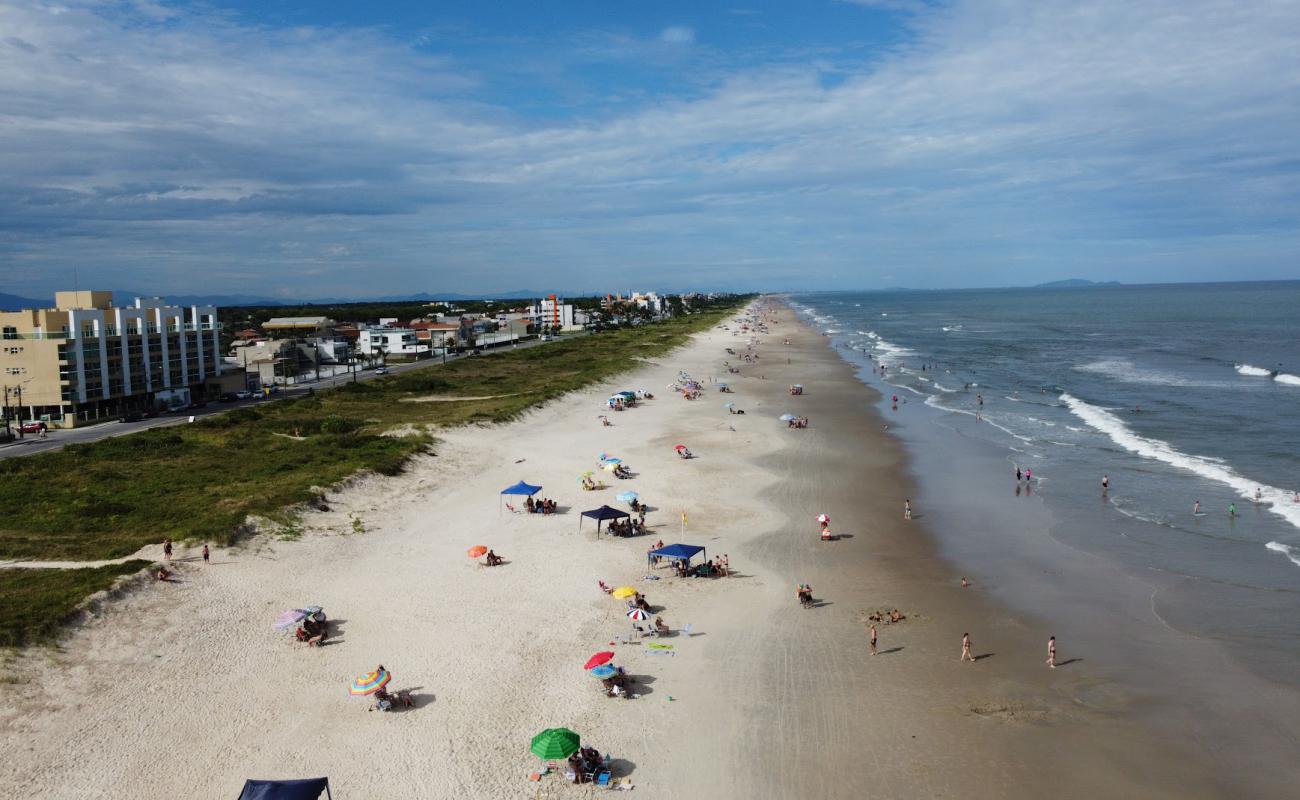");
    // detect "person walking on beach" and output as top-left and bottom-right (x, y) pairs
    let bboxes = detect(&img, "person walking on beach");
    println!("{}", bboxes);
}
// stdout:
(163, 538), (173, 561)
(202, 544), (210, 564)
(961, 633), (975, 663)
(904, 500), (912, 521)
(869, 624), (878, 656)
(1046, 636), (1057, 668)
(1102, 474), (1109, 492)
(1025, 468), (1032, 483)
(1016, 466), (1022, 482)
